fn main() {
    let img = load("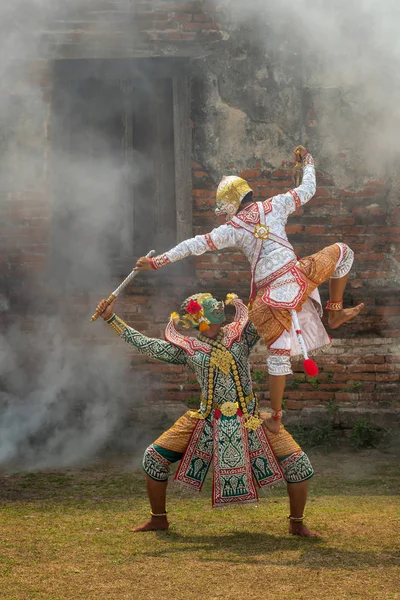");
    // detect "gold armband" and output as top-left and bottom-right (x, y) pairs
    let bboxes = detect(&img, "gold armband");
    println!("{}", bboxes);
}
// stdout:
(106, 314), (128, 336)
